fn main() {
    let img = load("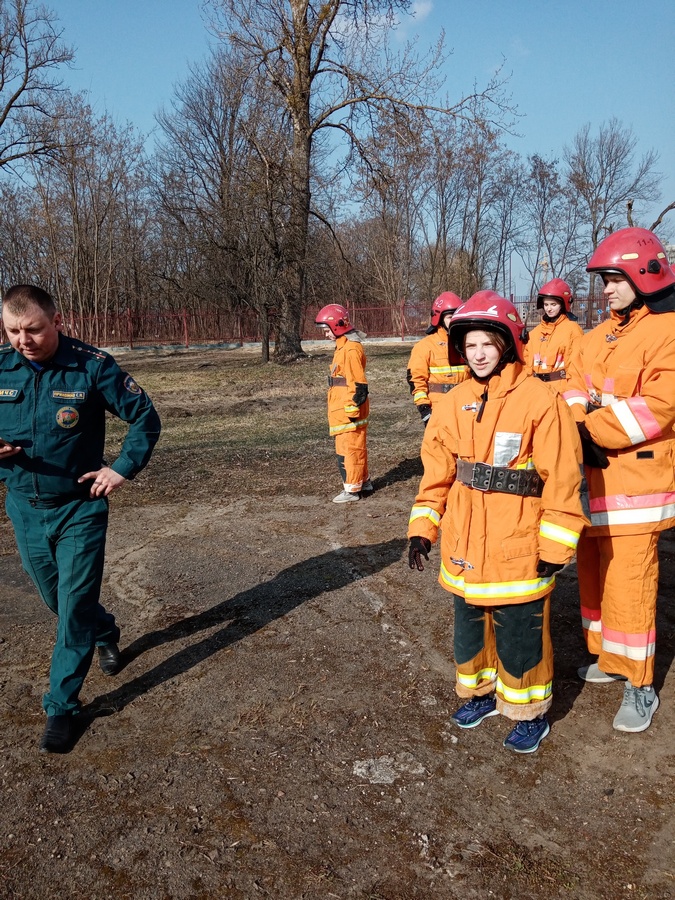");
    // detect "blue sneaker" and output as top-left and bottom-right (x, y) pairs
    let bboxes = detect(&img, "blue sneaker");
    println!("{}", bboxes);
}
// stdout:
(503, 716), (550, 754)
(451, 695), (499, 729)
